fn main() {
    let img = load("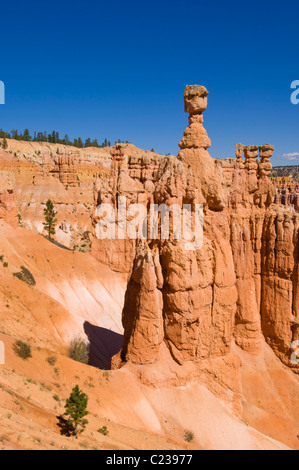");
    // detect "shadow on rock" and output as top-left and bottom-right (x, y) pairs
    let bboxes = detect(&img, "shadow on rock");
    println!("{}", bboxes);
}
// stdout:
(83, 321), (123, 370)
